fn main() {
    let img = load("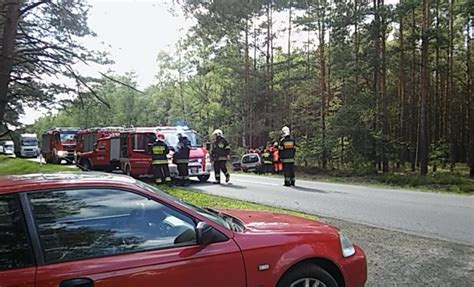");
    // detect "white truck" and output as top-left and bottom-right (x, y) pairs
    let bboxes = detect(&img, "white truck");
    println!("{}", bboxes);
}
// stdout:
(19, 133), (39, 158)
